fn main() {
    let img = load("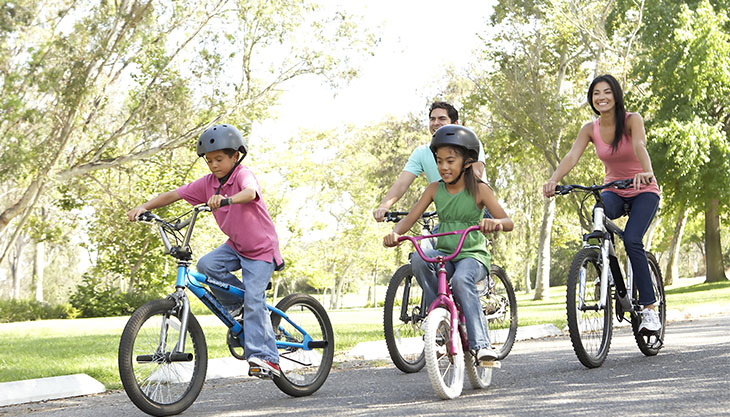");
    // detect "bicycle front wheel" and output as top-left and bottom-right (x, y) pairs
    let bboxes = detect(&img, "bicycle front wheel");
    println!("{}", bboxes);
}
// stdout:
(271, 293), (334, 397)
(566, 248), (613, 368)
(424, 307), (464, 399)
(632, 252), (666, 355)
(383, 263), (426, 373)
(479, 264), (517, 360)
(118, 298), (208, 417)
